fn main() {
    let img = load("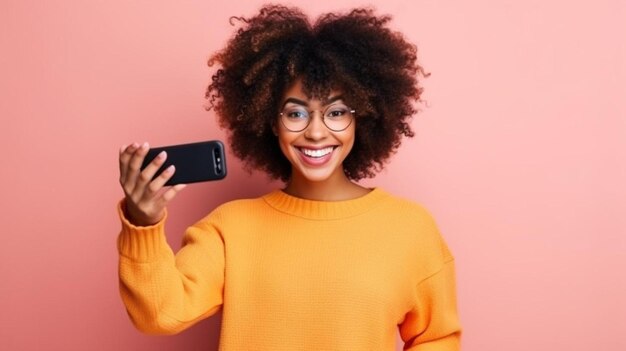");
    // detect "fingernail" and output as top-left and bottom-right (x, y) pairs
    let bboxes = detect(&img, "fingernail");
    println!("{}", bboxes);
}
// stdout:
(120, 144), (127, 153)
(142, 142), (149, 149)
(131, 142), (138, 148)
(165, 165), (175, 173)
(157, 151), (166, 159)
